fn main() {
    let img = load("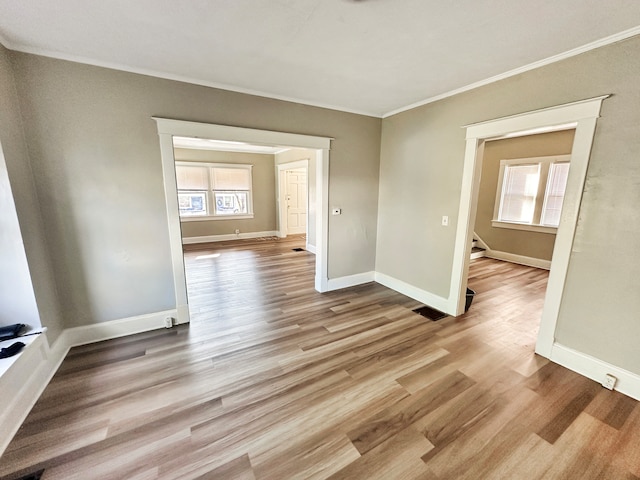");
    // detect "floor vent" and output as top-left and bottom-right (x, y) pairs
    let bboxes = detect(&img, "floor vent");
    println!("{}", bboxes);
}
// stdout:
(413, 305), (448, 321)
(292, 248), (305, 252)
(17, 470), (44, 480)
